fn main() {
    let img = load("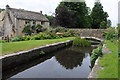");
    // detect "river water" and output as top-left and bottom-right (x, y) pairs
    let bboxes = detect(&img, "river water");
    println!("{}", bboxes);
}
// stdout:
(4, 46), (97, 79)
